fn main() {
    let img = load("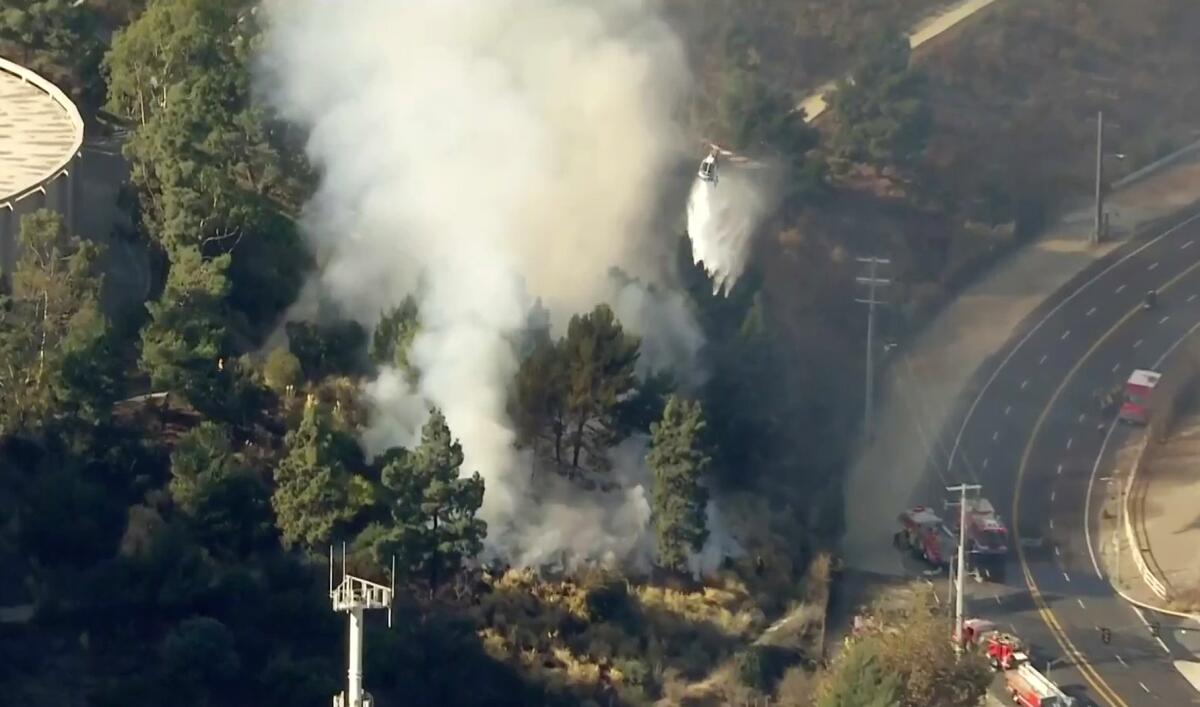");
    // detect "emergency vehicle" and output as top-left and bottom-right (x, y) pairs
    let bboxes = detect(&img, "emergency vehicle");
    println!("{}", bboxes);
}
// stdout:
(1004, 663), (1078, 707)
(1118, 368), (1161, 425)
(894, 506), (955, 569)
(952, 497), (1009, 580)
(961, 618), (1027, 671)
